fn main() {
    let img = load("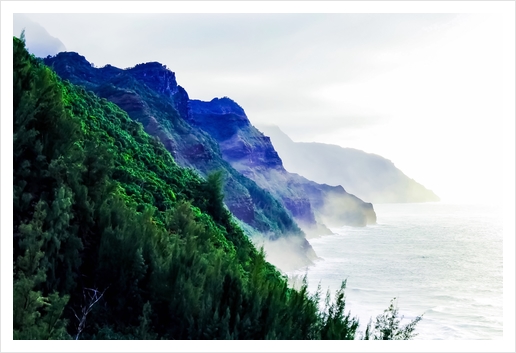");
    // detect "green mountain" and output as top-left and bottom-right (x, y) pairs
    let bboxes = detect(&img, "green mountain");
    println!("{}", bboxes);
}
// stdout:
(12, 36), (351, 340)
(42, 52), (319, 269)
(42, 50), (376, 267)
(12, 35), (420, 340)
(258, 125), (440, 204)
